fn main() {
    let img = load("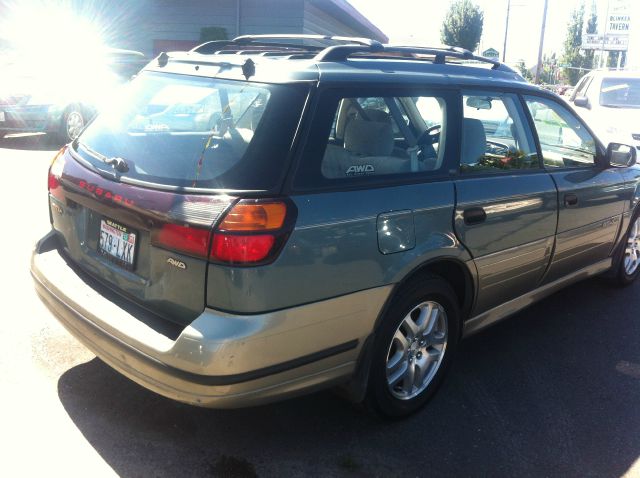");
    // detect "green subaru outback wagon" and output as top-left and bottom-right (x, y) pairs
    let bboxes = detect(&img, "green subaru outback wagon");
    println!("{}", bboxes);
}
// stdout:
(31, 35), (640, 417)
